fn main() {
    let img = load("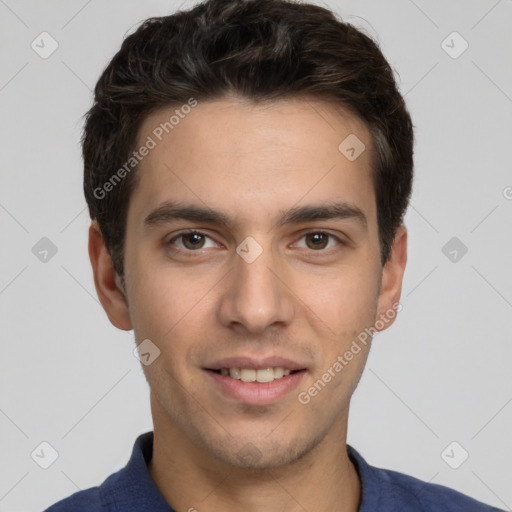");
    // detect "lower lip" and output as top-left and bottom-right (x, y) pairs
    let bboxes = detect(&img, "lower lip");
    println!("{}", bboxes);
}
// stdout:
(206, 370), (306, 406)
